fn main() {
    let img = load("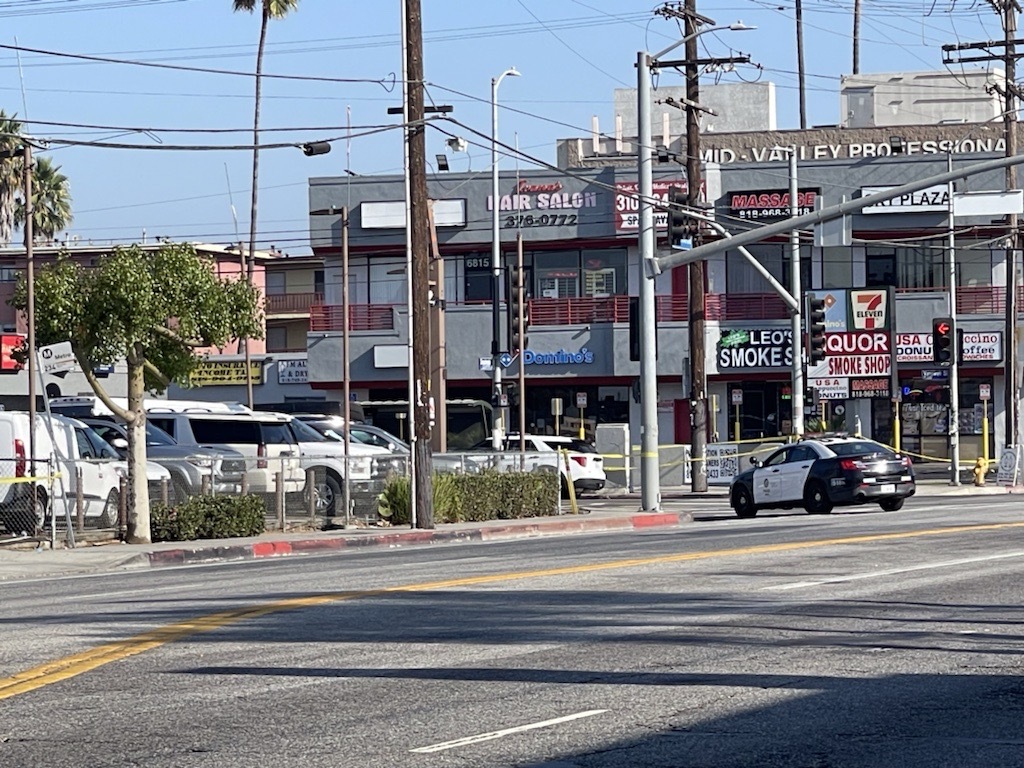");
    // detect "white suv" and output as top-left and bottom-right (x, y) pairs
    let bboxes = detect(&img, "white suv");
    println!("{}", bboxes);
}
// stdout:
(146, 409), (304, 495)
